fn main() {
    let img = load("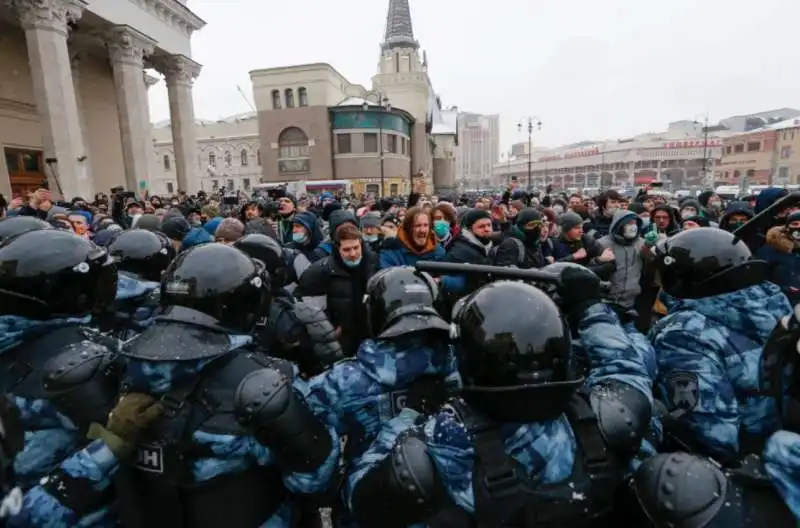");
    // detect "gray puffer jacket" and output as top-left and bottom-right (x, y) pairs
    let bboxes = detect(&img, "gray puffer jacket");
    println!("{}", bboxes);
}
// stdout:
(595, 209), (645, 309)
